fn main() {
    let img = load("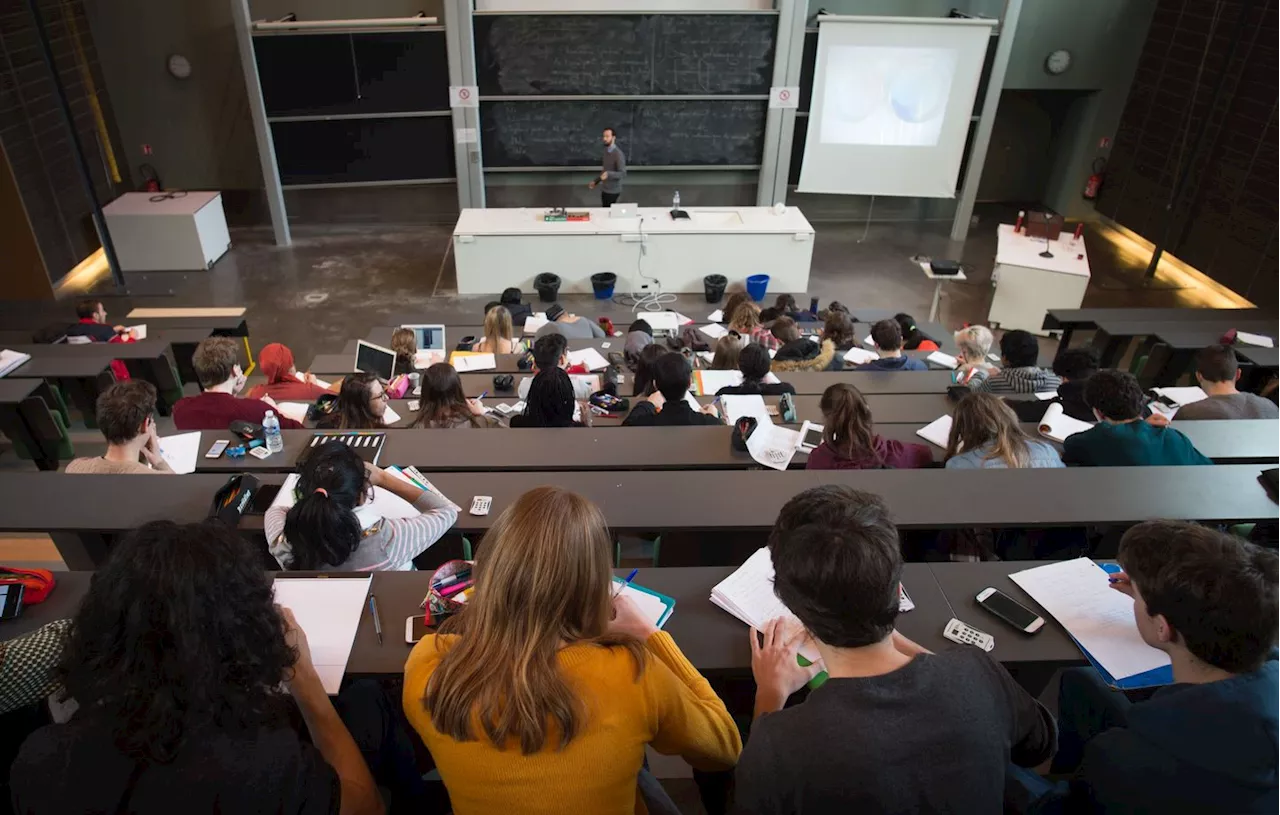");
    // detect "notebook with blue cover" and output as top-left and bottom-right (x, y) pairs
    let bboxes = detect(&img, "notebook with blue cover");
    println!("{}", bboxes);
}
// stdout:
(1081, 563), (1174, 690)
(613, 578), (675, 629)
